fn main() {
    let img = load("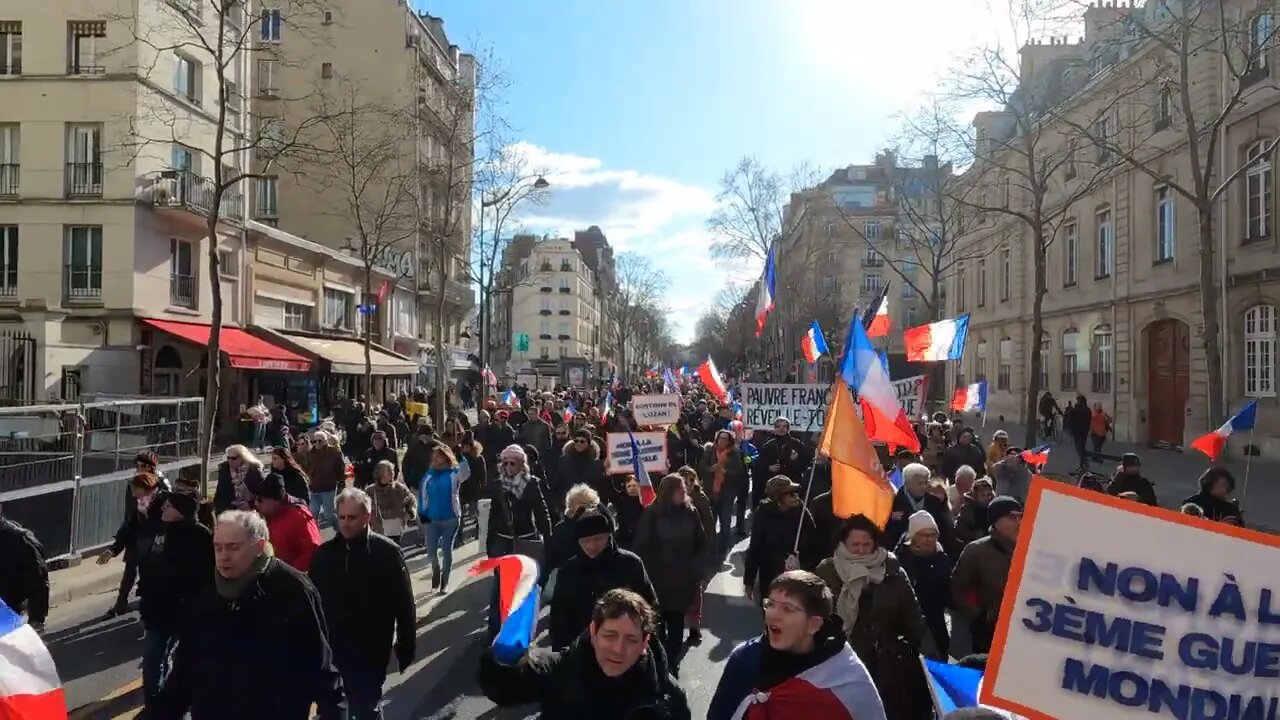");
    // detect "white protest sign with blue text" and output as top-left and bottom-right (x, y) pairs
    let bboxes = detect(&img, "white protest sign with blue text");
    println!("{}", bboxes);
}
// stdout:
(982, 478), (1280, 720)
(603, 432), (668, 475)
(630, 394), (682, 426)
